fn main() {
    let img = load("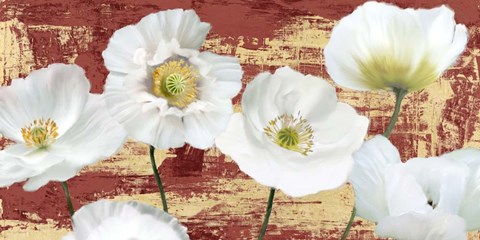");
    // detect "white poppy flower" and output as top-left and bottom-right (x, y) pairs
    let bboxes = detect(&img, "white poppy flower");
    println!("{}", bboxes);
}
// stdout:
(102, 9), (243, 150)
(215, 66), (369, 197)
(350, 135), (480, 239)
(62, 200), (189, 240)
(0, 64), (127, 191)
(324, 1), (468, 92)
